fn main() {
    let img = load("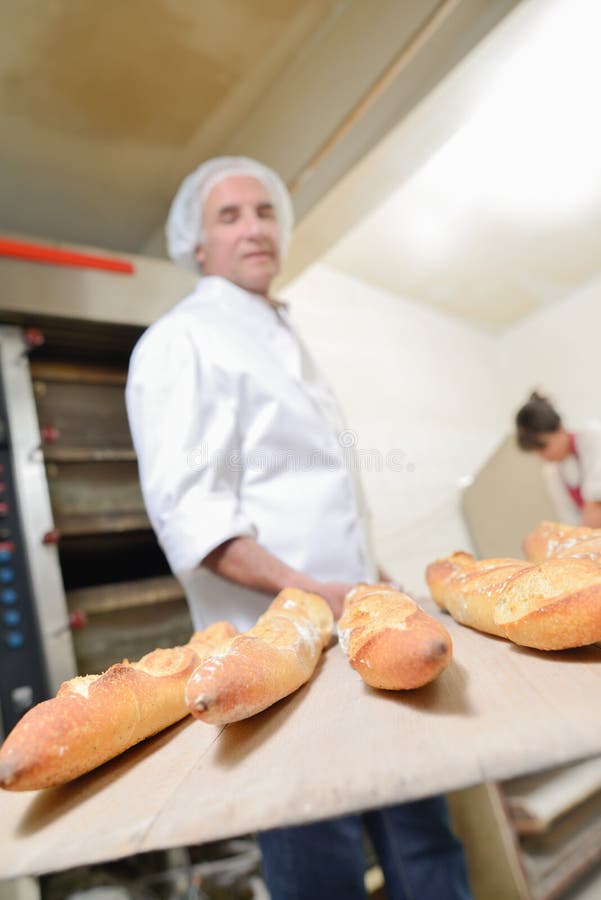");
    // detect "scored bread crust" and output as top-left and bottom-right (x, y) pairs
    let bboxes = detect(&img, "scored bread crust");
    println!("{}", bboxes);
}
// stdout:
(185, 588), (334, 725)
(493, 557), (601, 650)
(426, 553), (475, 610)
(523, 521), (601, 564)
(337, 583), (452, 690)
(425, 553), (530, 637)
(0, 621), (237, 791)
(426, 549), (601, 651)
